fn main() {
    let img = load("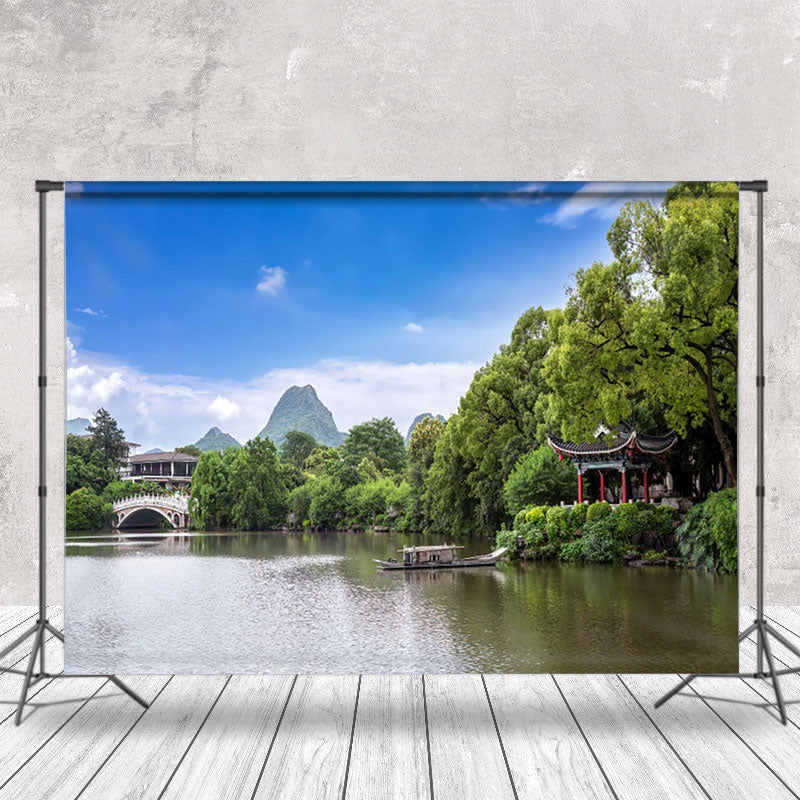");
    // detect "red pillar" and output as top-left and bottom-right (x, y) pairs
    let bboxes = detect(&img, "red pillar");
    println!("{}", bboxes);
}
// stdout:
(621, 469), (627, 504)
(643, 470), (649, 503)
(577, 471), (583, 504)
(599, 471), (606, 502)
